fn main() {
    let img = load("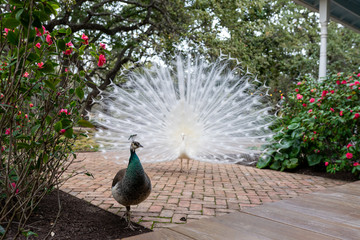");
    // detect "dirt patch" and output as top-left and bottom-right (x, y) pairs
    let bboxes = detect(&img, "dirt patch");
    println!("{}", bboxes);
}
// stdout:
(7, 190), (151, 239)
